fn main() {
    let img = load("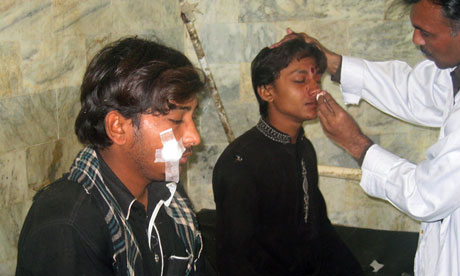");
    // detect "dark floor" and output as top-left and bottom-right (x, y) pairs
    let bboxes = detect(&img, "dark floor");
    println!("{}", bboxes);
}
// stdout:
(196, 209), (418, 276)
